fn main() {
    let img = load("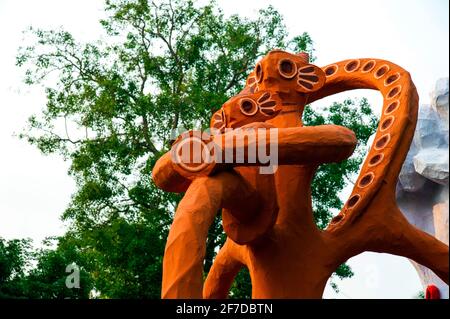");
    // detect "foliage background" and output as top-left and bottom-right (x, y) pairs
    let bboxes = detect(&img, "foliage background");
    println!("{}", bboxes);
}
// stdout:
(1, 0), (378, 298)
